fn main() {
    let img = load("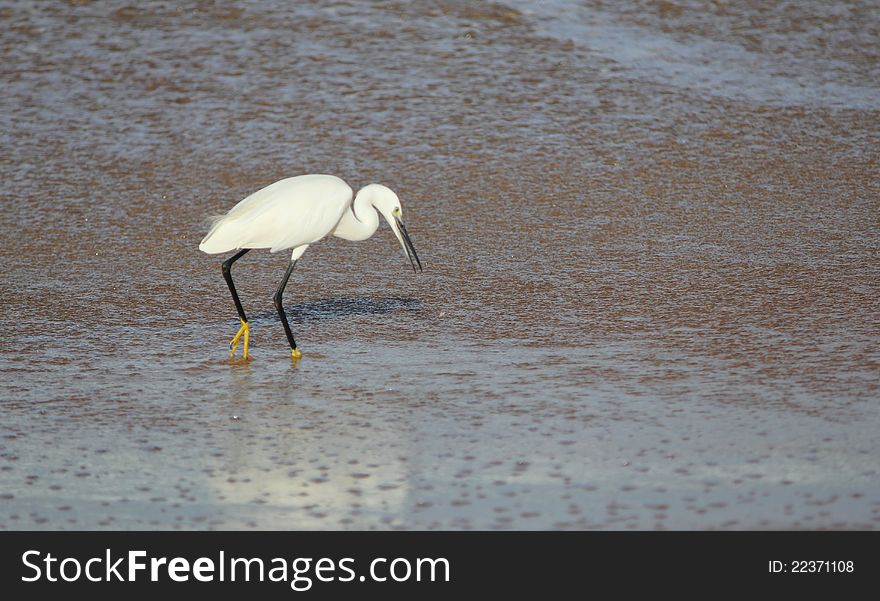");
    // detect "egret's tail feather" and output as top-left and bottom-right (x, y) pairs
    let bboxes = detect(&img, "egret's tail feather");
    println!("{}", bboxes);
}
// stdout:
(205, 214), (227, 227)
(199, 215), (236, 253)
